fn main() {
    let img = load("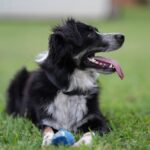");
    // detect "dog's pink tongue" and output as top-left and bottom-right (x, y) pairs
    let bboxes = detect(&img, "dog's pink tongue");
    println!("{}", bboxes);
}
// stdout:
(95, 57), (124, 80)
(109, 59), (124, 80)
